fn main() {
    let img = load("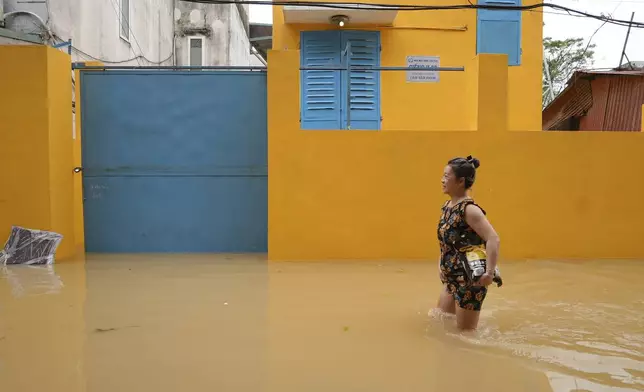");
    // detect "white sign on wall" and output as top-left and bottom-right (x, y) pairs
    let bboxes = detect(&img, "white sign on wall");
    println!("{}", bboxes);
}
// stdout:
(406, 56), (440, 83)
